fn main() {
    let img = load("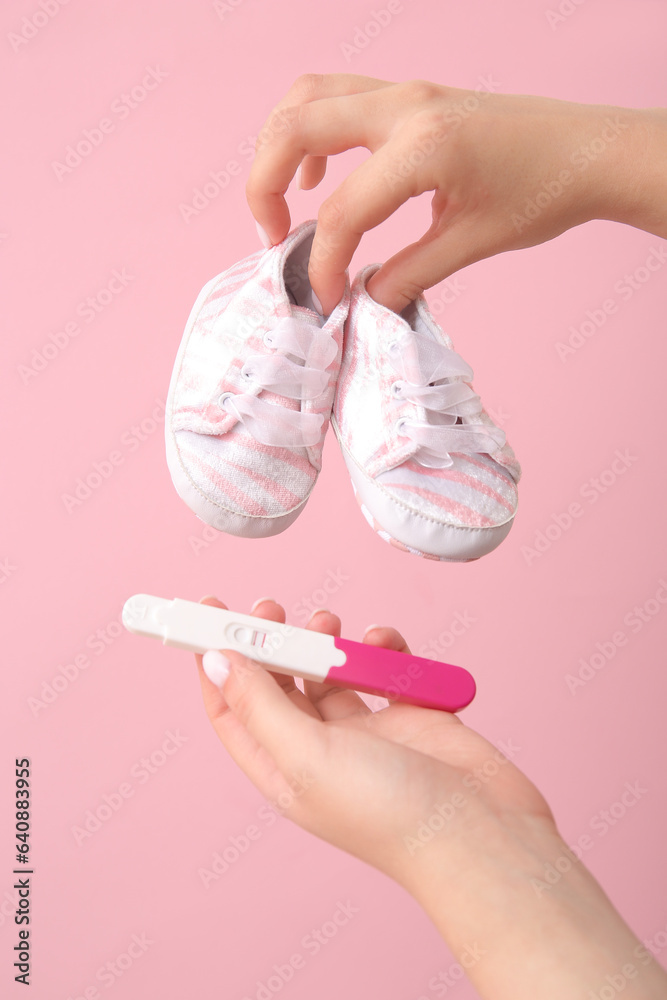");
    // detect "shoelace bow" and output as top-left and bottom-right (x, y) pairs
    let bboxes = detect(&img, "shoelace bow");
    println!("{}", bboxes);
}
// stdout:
(388, 329), (506, 469)
(218, 316), (335, 448)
